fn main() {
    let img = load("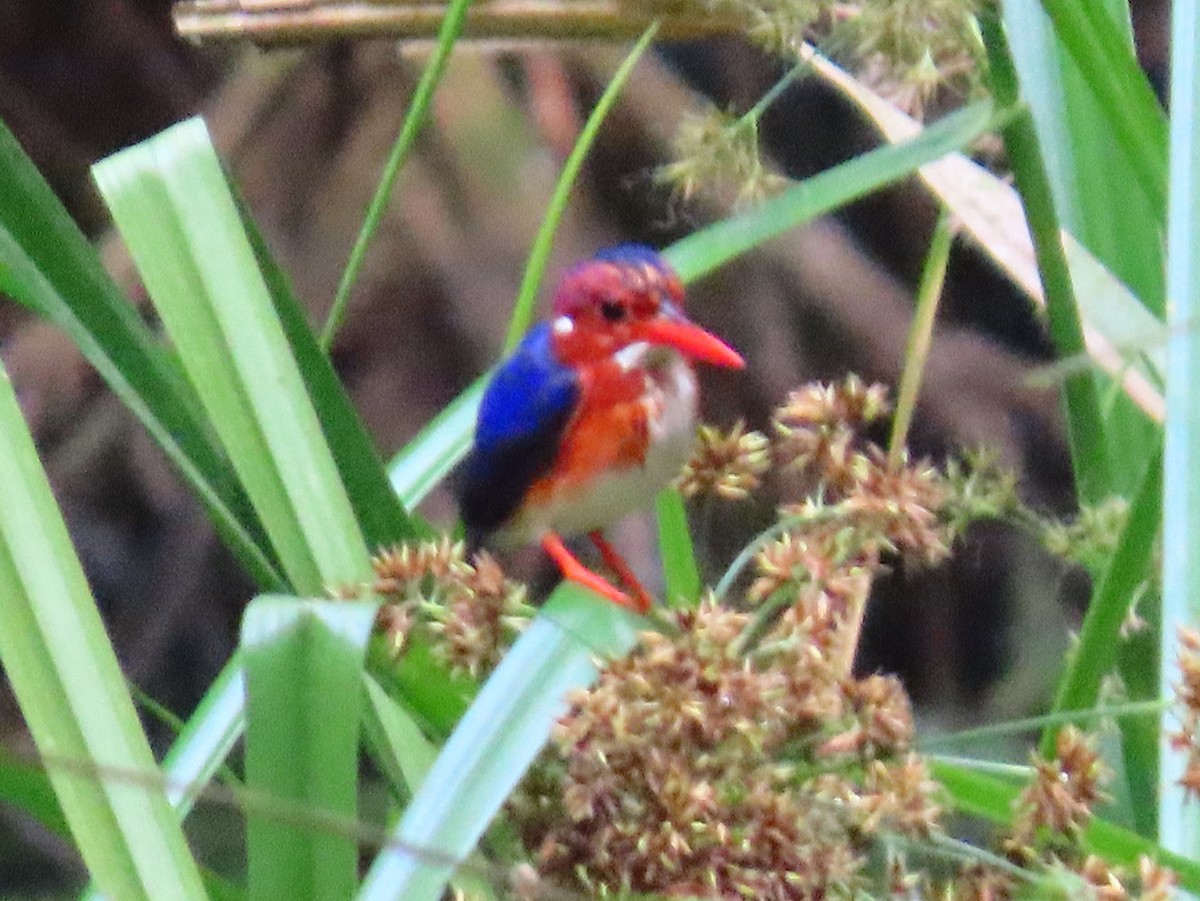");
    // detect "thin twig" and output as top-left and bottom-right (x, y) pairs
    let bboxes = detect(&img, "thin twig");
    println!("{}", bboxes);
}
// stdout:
(175, 1), (741, 45)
